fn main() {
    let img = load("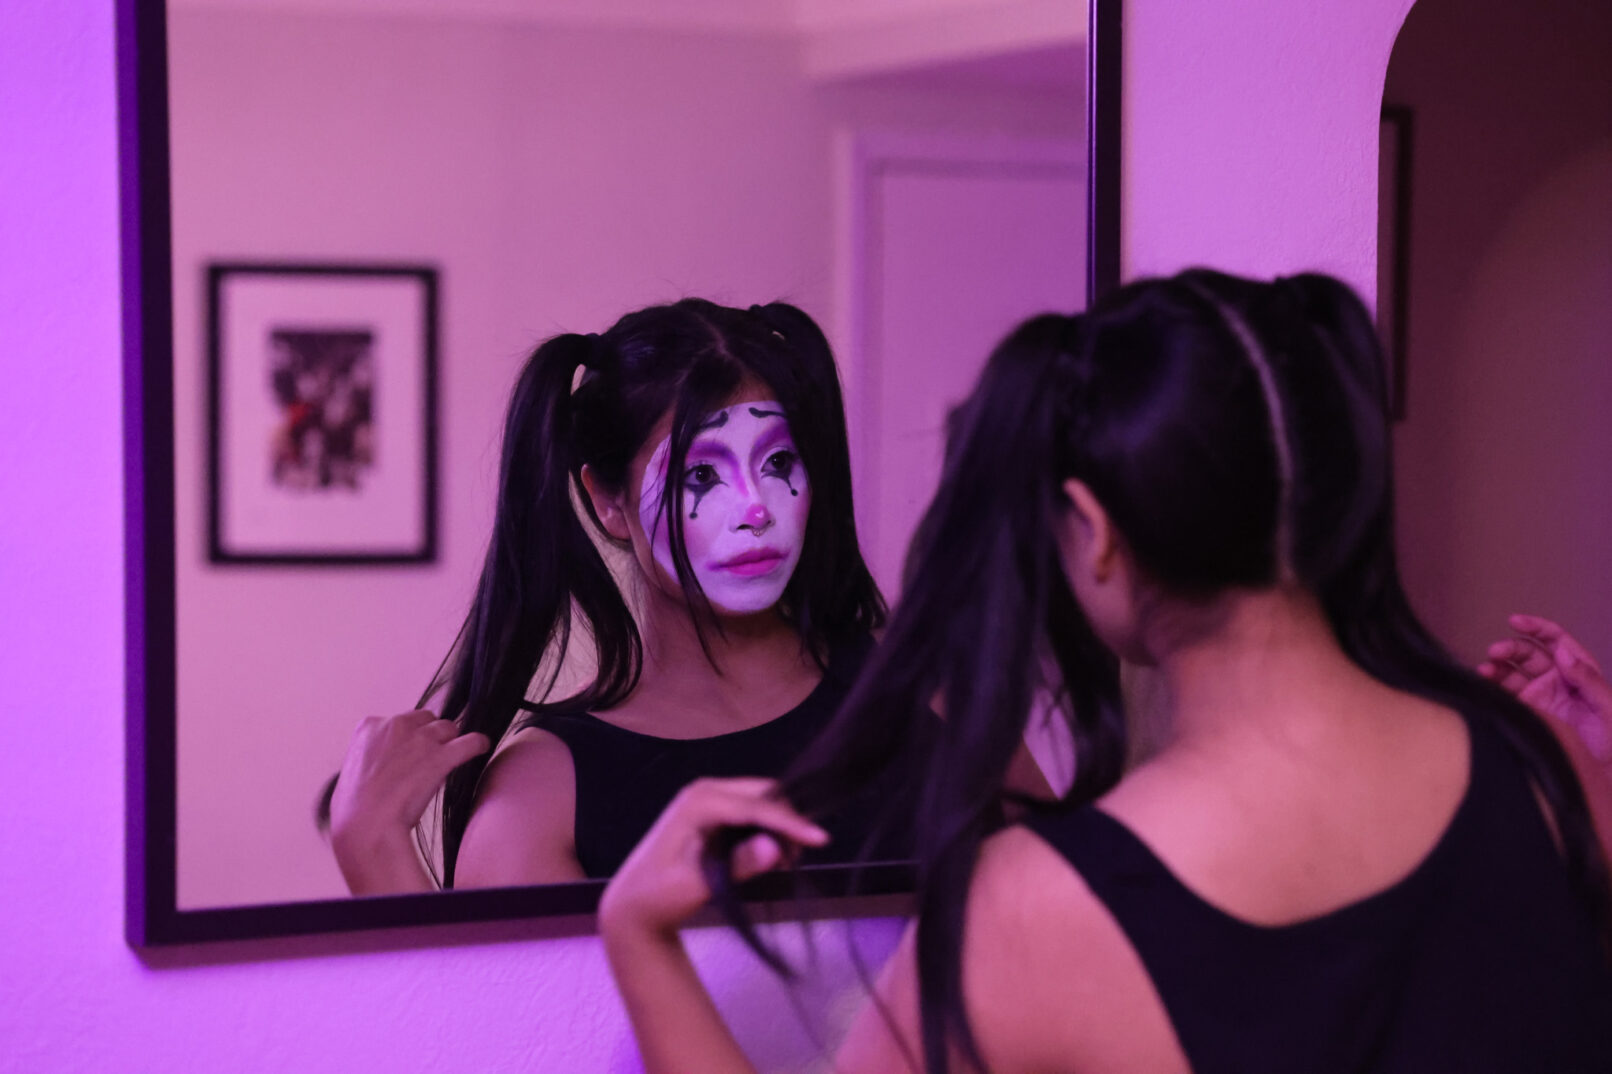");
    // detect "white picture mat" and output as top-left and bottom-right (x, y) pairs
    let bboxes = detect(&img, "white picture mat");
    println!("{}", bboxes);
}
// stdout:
(217, 273), (428, 555)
